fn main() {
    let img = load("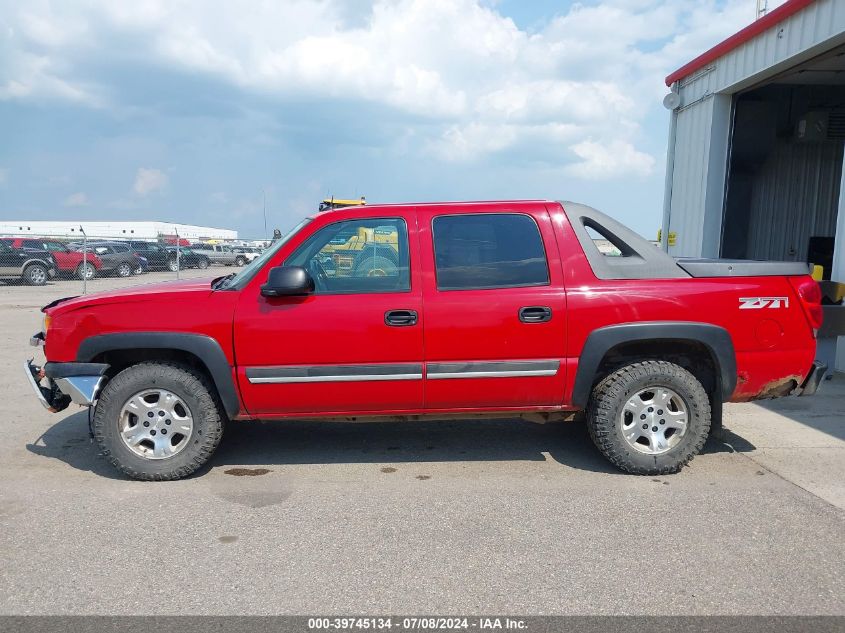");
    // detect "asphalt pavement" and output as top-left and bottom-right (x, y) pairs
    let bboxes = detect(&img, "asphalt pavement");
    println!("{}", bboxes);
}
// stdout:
(0, 272), (843, 615)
